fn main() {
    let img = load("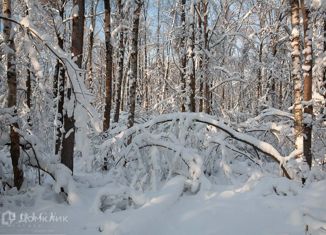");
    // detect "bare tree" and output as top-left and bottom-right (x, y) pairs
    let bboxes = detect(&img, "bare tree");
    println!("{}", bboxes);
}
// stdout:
(323, 13), (326, 105)
(86, 0), (99, 90)
(202, 0), (210, 114)
(53, 1), (65, 155)
(127, 0), (143, 130)
(290, 0), (303, 154)
(180, 0), (187, 112)
(103, 0), (113, 131)
(113, 0), (125, 123)
(24, 4), (32, 126)
(3, 0), (24, 189)
(188, 1), (196, 112)
(61, 0), (85, 172)
(301, 0), (313, 168)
